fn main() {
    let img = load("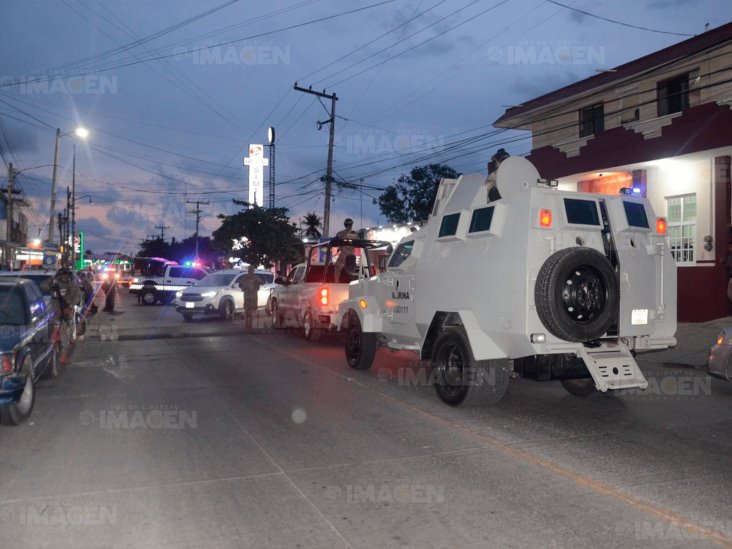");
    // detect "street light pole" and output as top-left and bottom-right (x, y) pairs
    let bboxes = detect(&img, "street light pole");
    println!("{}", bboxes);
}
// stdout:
(71, 143), (76, 269)
(48, 128), (60, 243)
